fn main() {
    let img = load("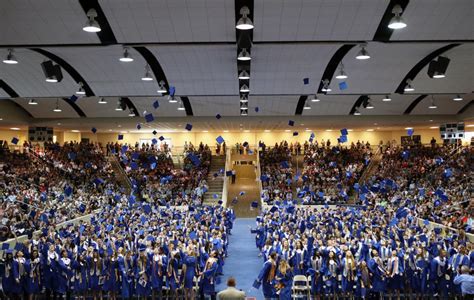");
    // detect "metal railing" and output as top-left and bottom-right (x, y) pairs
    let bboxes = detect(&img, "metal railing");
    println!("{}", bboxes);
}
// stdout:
(222, 148), (231, 207)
